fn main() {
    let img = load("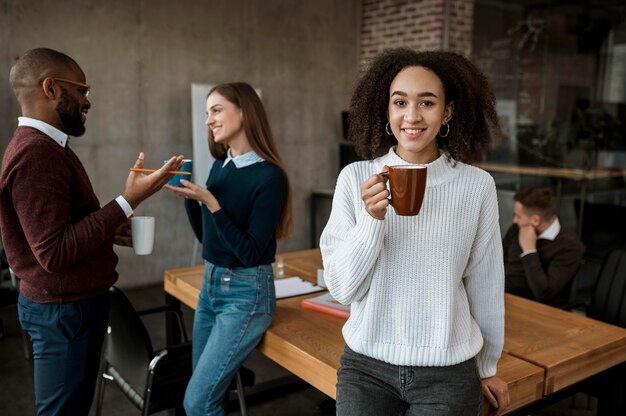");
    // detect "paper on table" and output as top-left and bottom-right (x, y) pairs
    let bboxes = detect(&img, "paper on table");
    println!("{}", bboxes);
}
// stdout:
(275, 276), (325, 299)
